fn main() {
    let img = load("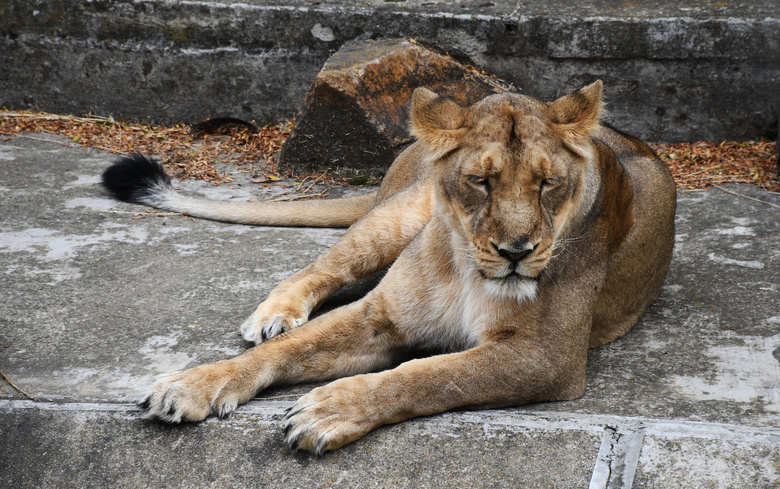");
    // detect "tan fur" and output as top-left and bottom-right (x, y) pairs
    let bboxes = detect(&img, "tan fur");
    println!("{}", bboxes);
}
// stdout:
(139, 81), (676, 455)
